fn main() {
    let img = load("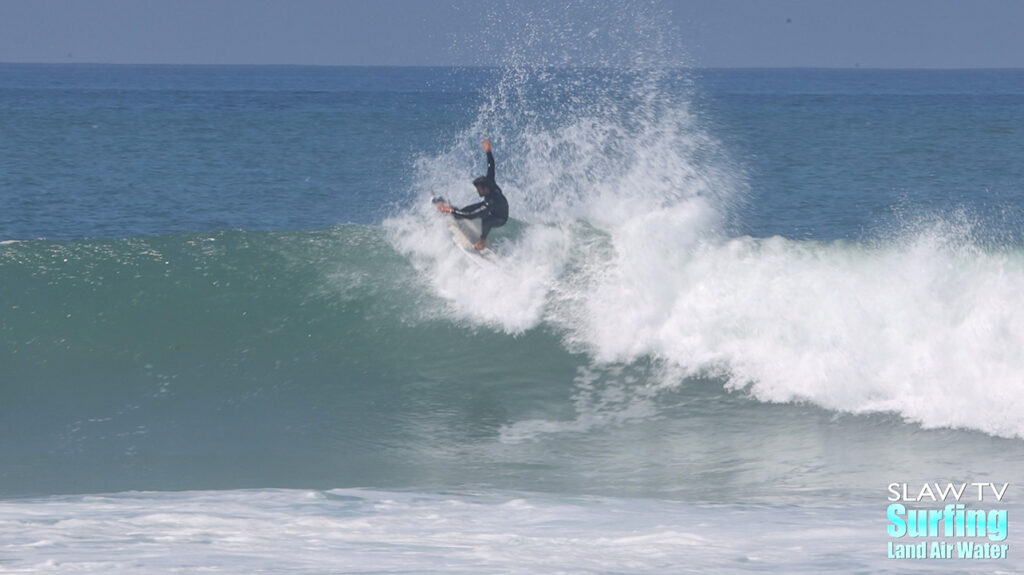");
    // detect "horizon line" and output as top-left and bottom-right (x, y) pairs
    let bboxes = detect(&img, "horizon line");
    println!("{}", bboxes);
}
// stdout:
(3, 61), (1023, 71)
